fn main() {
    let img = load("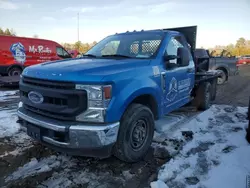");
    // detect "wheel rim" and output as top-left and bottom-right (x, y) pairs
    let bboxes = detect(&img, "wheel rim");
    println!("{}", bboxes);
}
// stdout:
(130, 119), (148, 150)
(9, 68), (21, 76)
(217, 72), (225, 84)
(217, 77), (223, 84)
(12, 70), (21, 76)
